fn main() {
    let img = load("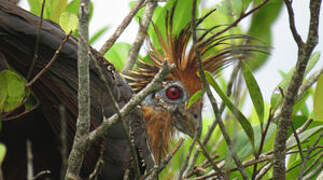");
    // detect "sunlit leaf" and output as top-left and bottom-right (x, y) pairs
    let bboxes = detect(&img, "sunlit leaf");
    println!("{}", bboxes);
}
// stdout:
(28, 0), (42, 15)
(270, 51), (320, 111)
(286, 125), (323, 148)
(246, 0), (283, 71)
(0, 70), (28, 113)
(49, 0), (68, 22)
(186, 90), (202, 110)
(0, 74), (8, 113)
(313, 74), (323, 121)
(59, 12), (78, 33)
(305, 51), (320, 75)
(231, 123), (276, 161)
(242, 62), (264, 124)
(104, 42), (131, 72)
(216, 0), (251, 16)
(0, 143), (6, 166)
(200, 7), (242, 56)
(89, 26), (109, 45)
(205, 71), (255, 147)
